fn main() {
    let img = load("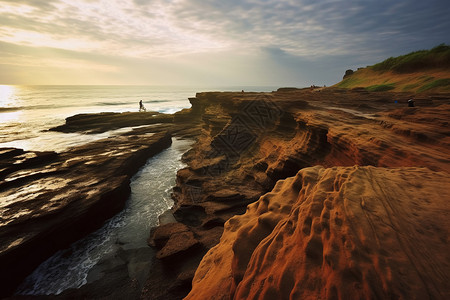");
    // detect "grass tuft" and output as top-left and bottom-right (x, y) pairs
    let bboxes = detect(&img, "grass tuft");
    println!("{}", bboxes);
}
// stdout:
(365, 84), (396, 92)
(402, 84), (419, 91)
(417, 78), (450, 93)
